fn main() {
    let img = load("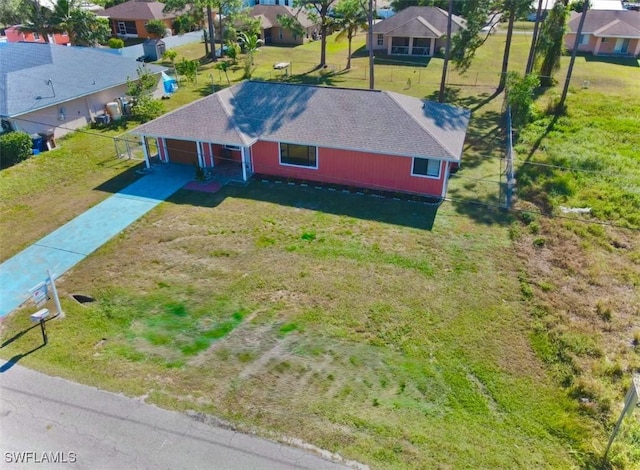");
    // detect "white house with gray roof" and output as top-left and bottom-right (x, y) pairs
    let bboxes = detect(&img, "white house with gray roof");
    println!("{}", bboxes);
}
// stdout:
(0, 42), (165, 142)
(132, 81), (470, 199)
